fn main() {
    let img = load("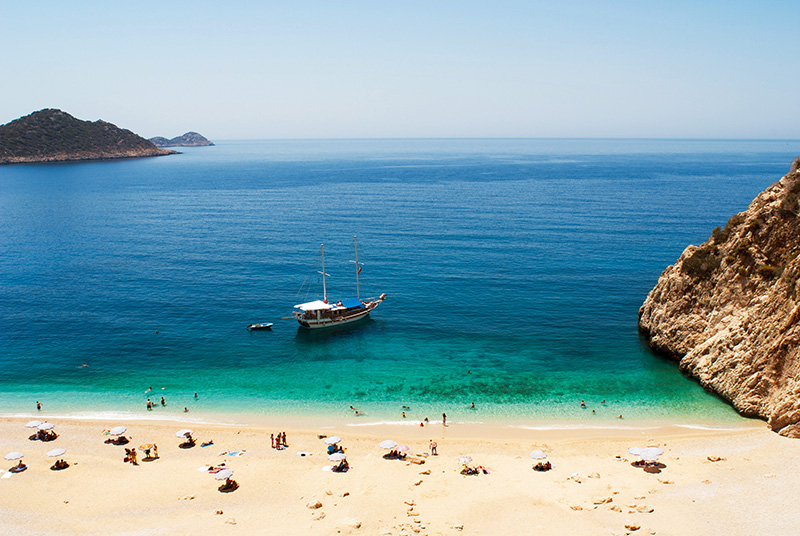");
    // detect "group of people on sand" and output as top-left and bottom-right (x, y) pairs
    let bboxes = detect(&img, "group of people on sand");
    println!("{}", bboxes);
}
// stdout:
(270, 432), (288, 450)
(124, 448), (139, 465)
(50, 459), (69, 471)
(533, 461), (552, 472)
(383, 449), (407, 460)
(331, 458), (350, 472)
(461, 465), (489, 476)
(30, 429), (57, 442)
(10, 460), (27, 473)
(105, 435), (129, 446)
